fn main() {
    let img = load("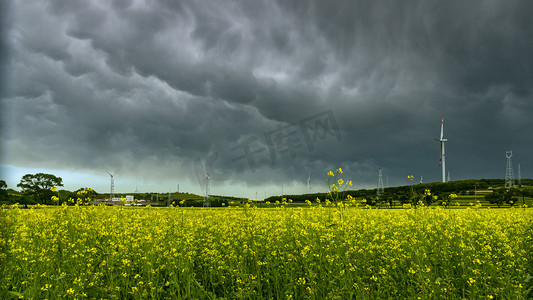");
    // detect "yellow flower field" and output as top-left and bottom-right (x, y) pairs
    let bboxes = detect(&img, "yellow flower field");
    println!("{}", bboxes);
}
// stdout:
(1, 205), (532, 299)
